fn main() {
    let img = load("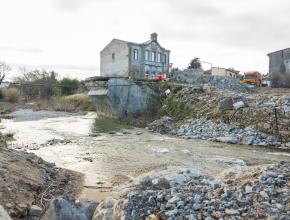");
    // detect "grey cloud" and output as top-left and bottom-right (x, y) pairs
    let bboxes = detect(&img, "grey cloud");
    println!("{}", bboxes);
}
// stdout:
(159, 0), (290, 52)
(53, 0), (95, 11)
(39, 64), (99, 72)
(52, 0), (116, 11)
(0, 46), (43, 54)
(10, 63), (98, 72)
